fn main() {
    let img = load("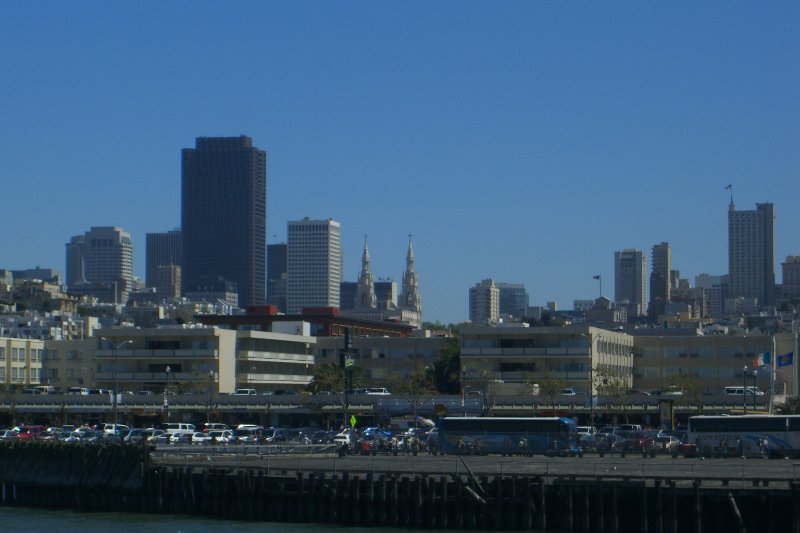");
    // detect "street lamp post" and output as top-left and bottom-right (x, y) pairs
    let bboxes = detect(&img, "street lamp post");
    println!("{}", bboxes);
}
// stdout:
(164, 365), (172, 421)
(207, 369), (214, 424)
(461, 367), (467, 417)
(753, 370), (758, 412)
(742, 365), (747, 415)
(101, 337), (132, 436)
(344, 356), (354, 430)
